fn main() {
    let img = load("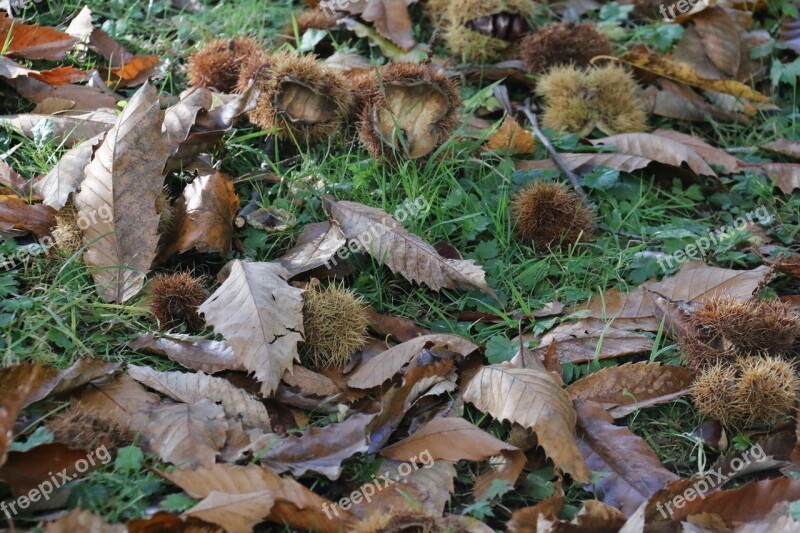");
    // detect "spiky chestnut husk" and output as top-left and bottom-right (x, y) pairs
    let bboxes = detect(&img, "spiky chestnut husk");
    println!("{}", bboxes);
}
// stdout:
(301, 282), (369, 369)
(691, 362), (744, 428)
(187, 37), (265, 93)
(678, 333), (739, 372)
(520, 22), (613, 74)
(246, 52), (351, 142)
(733, 356), (800, 427)
(536, 65), (596, 137)
(149, 272), (208, 331)
(352, 507), (445, 533)
(357, 63), (460, 161)
(51, 203), (83, 256)
(155, 188), (173, 235)
(46, 404), (137, 452)
(536, 64), (646, 136)
(441, 0), (536, 63)
(512, 181), (595, 248)
(689, 297), (800, 359)
(586, 64), (648, 134)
